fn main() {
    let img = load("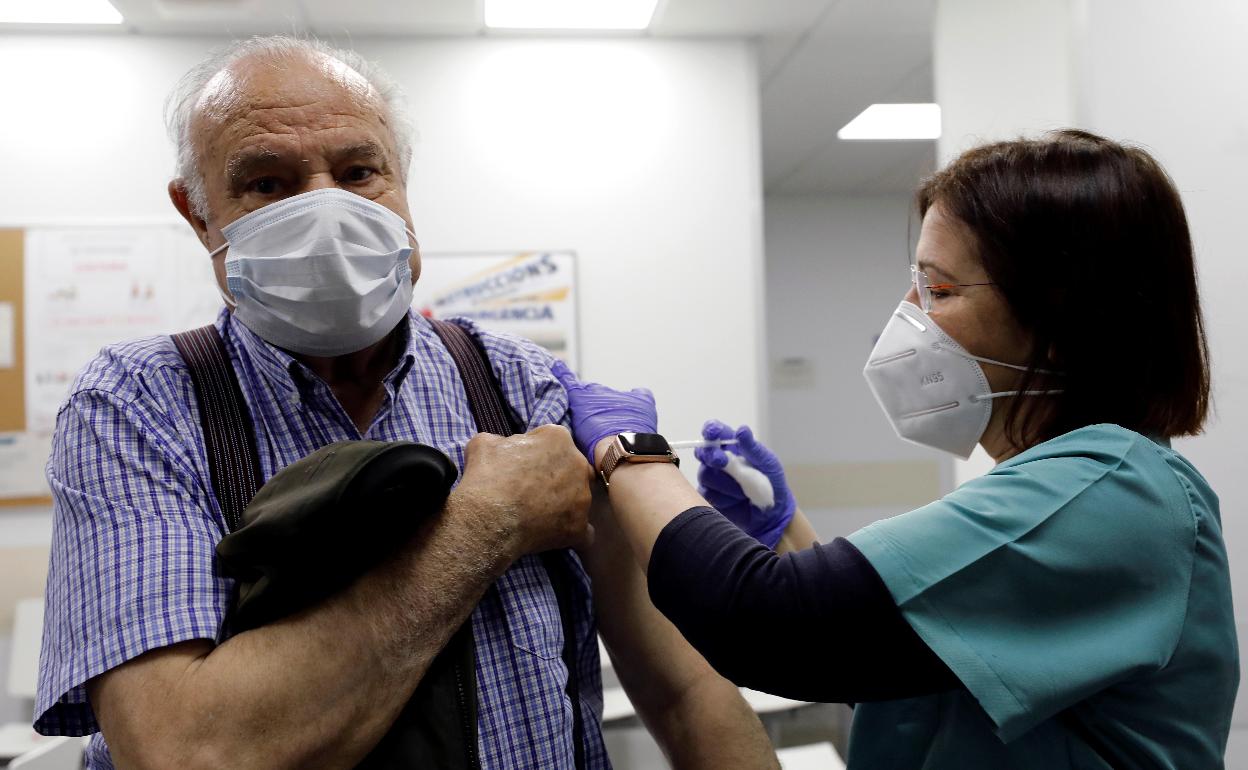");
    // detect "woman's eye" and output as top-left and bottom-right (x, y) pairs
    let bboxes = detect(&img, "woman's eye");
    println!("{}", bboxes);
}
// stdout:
(344, 166), (376, 183)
